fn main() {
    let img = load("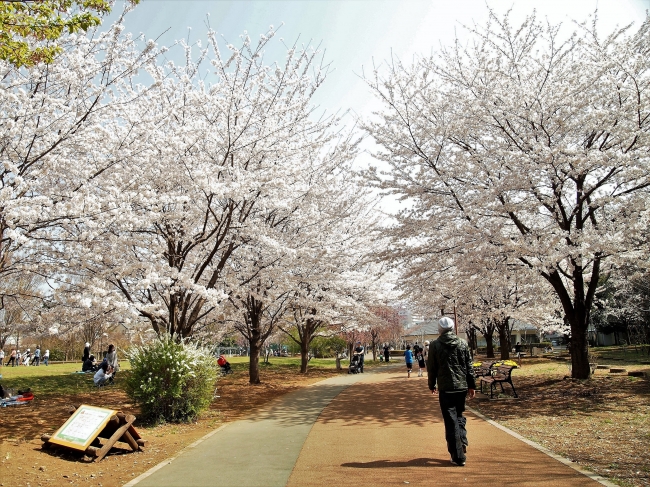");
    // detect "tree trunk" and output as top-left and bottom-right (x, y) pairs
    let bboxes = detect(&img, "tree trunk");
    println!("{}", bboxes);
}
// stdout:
(300, 336), (309, 374)
(568, 314), (590, 380)
(249, 335), (261, 385)
(498, 320), (511, 360)
(485, 333), (495, 358)
(467, 326), (478, 353)
(543, 264), (597, 380)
